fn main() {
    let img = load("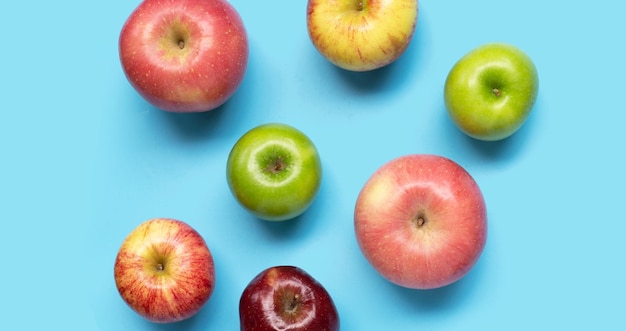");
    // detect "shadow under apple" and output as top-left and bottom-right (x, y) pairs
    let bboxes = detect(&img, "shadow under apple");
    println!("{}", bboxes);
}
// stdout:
(120, 82), (227, 144)
(439, 95), (541, 166)
(251, 188), (330, 243)
(332, 60), (399, 94)
(156, 106), (225, 140)
(318, 24), (425, 96)
(254, 213), (309, 238)
(243, 170), (336, 248)
(384, 252), (489, 313)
